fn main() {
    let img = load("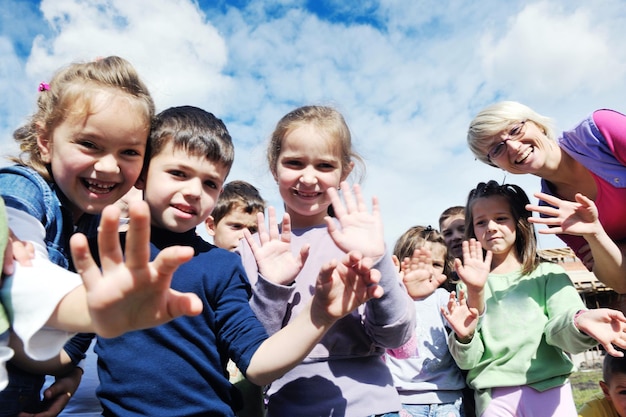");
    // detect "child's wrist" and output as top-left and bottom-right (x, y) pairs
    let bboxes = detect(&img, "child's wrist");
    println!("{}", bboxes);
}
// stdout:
(456, 331), (474, 344)
(573, 309), (588, 334)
